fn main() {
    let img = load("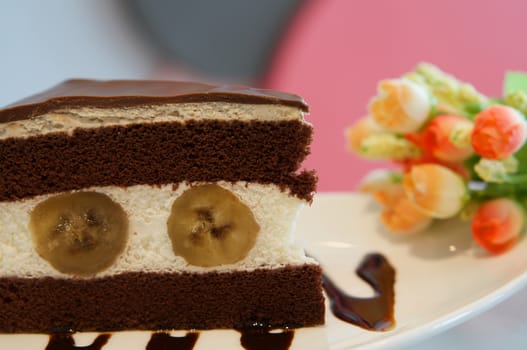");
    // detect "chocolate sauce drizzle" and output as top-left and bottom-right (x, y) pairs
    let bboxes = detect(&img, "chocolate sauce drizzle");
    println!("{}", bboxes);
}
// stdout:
(322, 253), (396, 331)
(146, 332), (199, 350)
(238, 328), (294, 350)
(46, 333), (110, 350)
